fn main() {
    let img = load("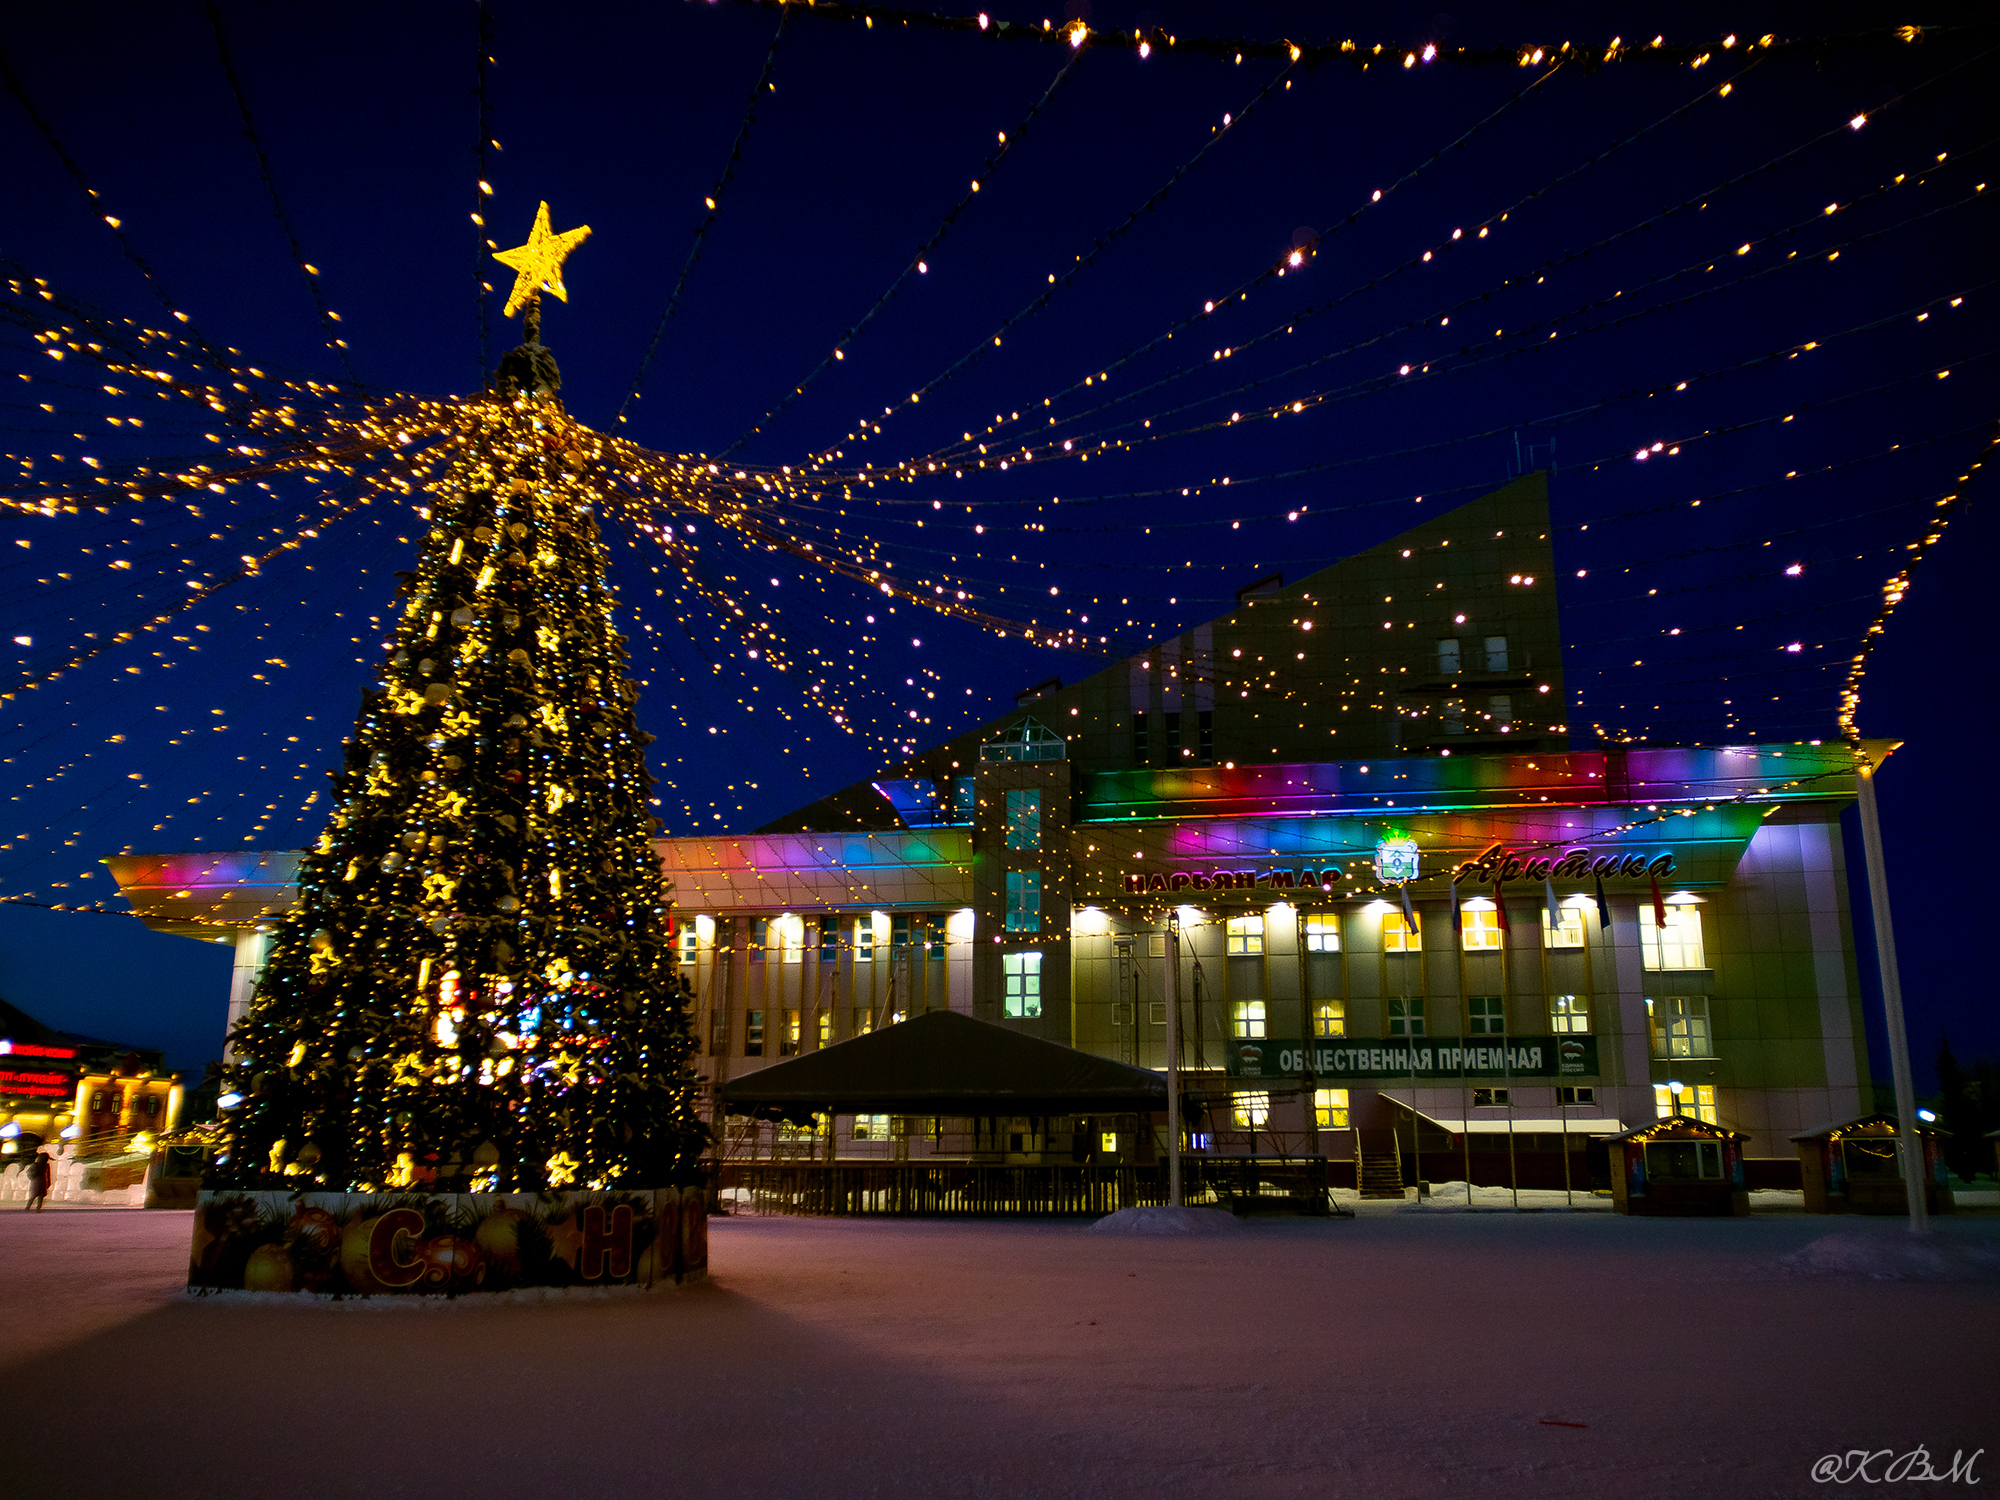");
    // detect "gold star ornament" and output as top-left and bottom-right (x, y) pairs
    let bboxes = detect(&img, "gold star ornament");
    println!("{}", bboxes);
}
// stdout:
(492, 202), (592, 319)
